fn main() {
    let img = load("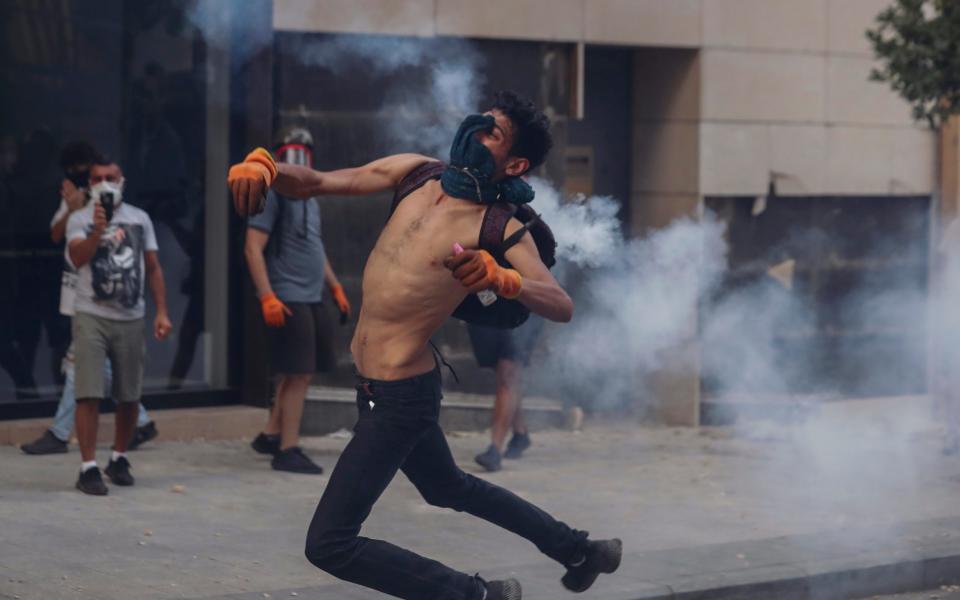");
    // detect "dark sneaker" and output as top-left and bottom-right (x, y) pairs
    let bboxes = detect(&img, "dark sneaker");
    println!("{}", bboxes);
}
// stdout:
(485, 578), (522, 600)
(251, 432), (281, 456)
(21, 430), (68, 455)
(128, 421), (158, 451)
(561, 539), (622, 593)
(104, 456), (135, 486)
(475, 444), (502, 472)
(271, 447), (323, 474)
(503, 432), (531, 459)
(76, 467), (109, 496)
